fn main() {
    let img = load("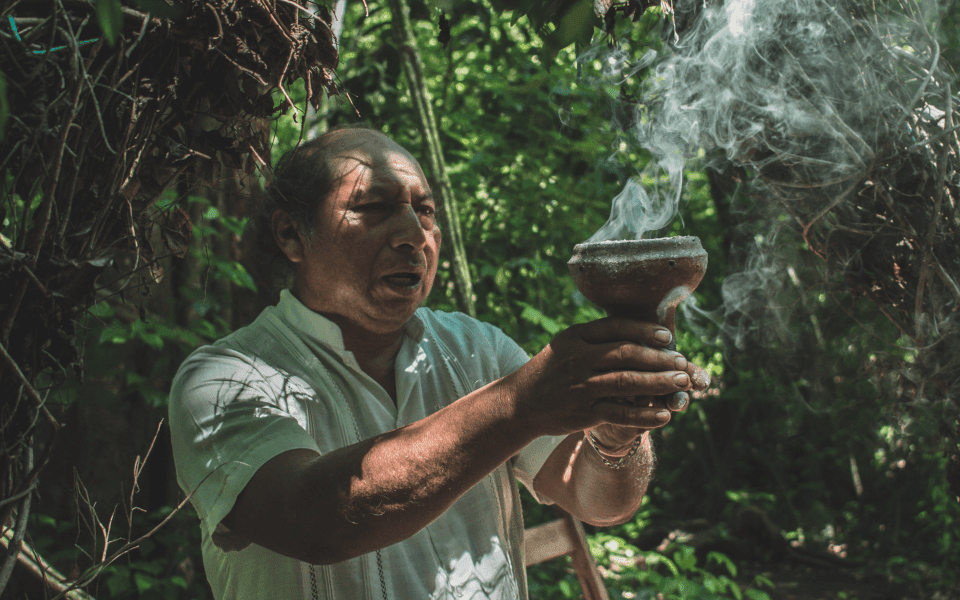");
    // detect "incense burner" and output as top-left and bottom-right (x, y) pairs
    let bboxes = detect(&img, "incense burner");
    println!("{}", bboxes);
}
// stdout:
(568, 237), (708, 409)
(568, 237), (707, 337)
